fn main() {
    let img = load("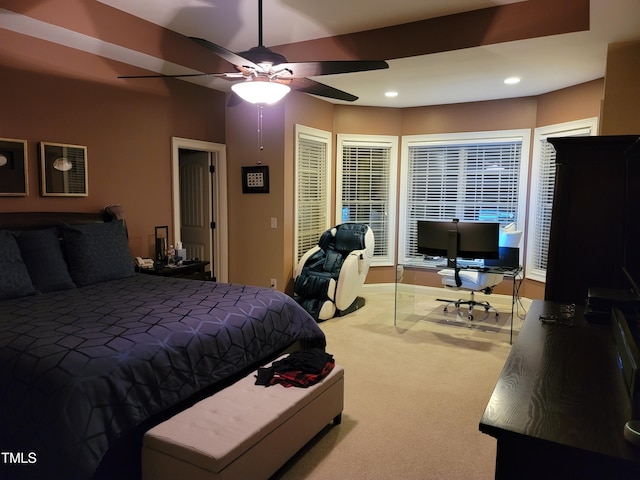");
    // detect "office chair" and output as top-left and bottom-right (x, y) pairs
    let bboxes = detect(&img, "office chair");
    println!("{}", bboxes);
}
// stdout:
(293, 223), (374, 321)
(436, 268), (504, 321)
